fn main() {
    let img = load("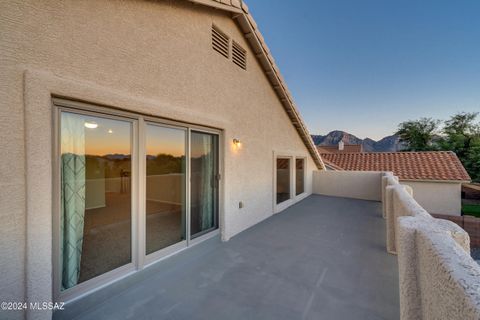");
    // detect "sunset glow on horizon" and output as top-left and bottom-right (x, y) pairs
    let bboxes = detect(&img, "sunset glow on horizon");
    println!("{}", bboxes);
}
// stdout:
(62, 112), (211, 158)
